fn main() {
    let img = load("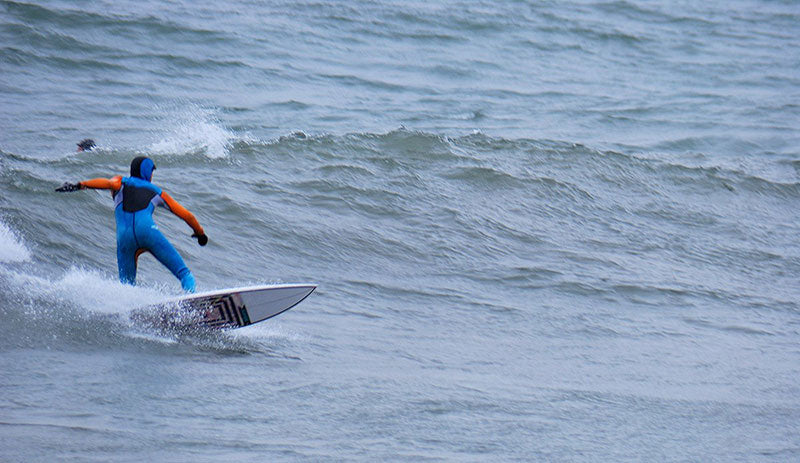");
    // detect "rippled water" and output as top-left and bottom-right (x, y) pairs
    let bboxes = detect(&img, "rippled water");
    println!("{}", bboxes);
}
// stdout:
(1, 0), (799, 461)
